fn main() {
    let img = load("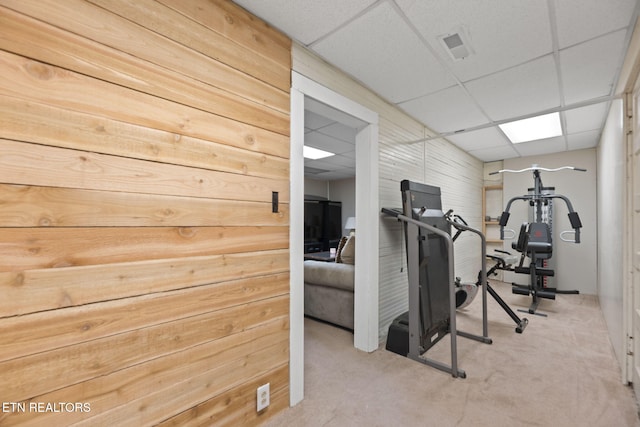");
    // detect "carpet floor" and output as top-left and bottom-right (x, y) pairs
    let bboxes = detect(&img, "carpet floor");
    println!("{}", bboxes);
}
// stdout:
(263, 281), (640, 427)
